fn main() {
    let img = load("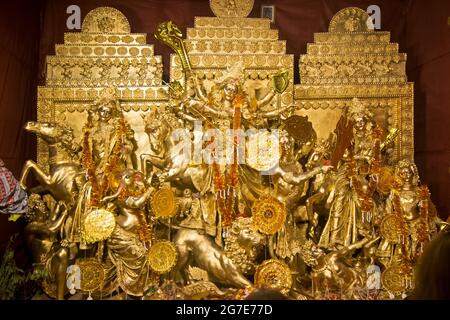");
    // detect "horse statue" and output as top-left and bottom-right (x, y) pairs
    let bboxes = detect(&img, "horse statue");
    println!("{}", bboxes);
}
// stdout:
(141, 110), (211, 194)
(20, 121), (84, 206)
